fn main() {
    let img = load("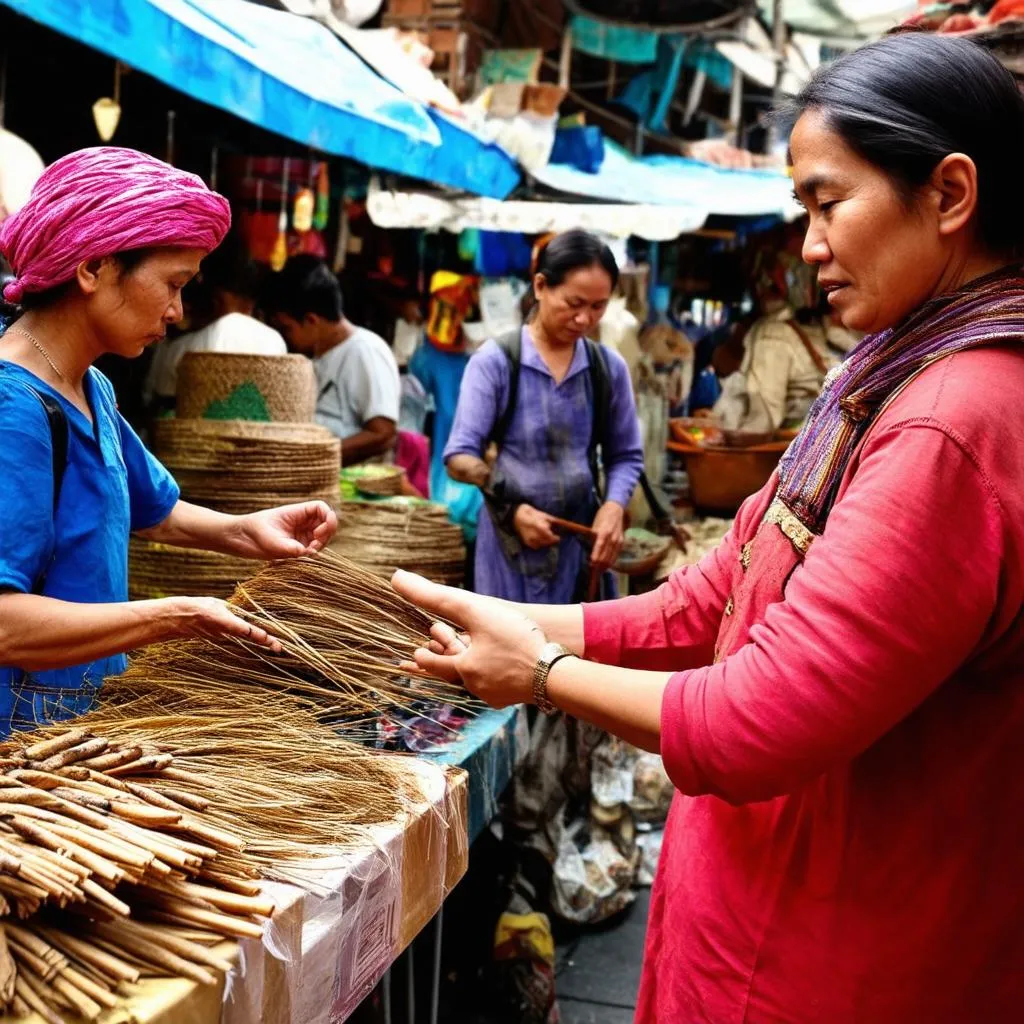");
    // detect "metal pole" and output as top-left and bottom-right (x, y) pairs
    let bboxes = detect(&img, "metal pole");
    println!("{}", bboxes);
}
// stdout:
(728, 65), (743, 146)
(767, 0), (787, 153)
(429, 906), (444, 1024)
(382, 968), (392, 1024)
(558, 26), (573, 90)
(406, 944), (415, 1024)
